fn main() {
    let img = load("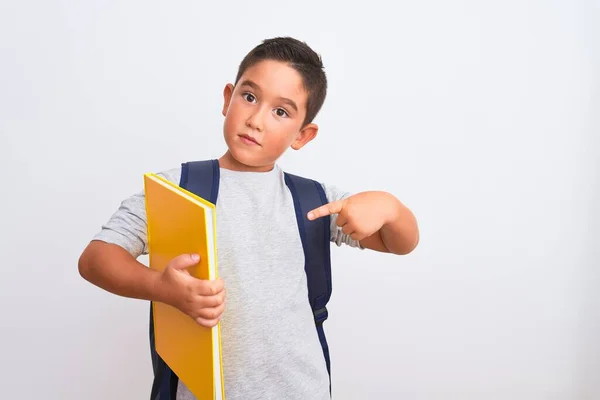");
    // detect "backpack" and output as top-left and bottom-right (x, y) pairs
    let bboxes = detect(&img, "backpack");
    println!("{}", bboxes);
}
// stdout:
(148, 159), (333, 399)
